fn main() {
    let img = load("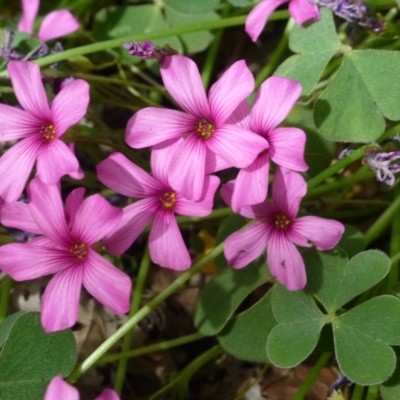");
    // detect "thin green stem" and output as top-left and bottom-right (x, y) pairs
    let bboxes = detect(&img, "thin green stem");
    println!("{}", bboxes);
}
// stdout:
(114, 246), (151, 393)
(67, 241), (224, 383)
(391, 250), (400, 266)
(0, 12), (289, 75)
(365, 385), (379, 400)
(0, 276), (13, 322)
(255, 18), (295, 89)
(292, 353), (332, 400)
(201, 4), (231, 88)
(351, 384), (365, 400)
(364, 192), (400, 246)
(98, 332), (205, 365)
(307, 146), (367, 190)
